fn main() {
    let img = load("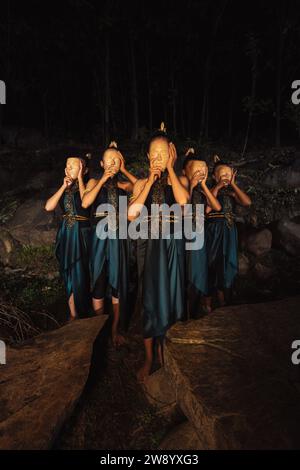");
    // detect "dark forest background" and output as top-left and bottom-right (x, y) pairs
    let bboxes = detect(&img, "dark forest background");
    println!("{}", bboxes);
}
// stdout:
(1, 0), (300, 151)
